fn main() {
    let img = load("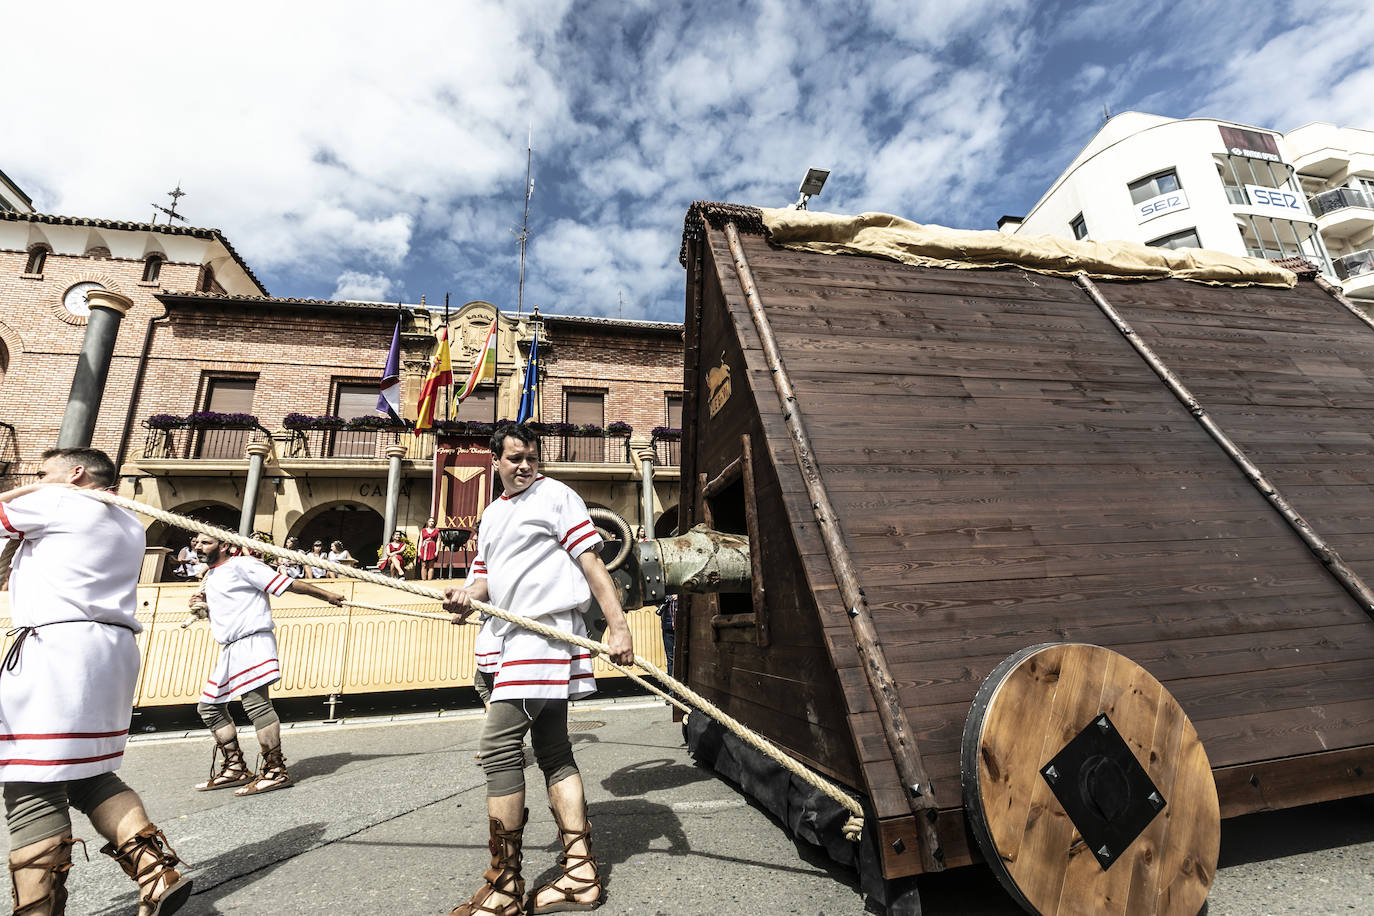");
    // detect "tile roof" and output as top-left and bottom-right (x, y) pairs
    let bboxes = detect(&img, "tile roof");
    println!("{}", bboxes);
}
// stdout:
(538, 312), (682, 331)
(1, 211), (268, 295)
(157, 291), (403, 314)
